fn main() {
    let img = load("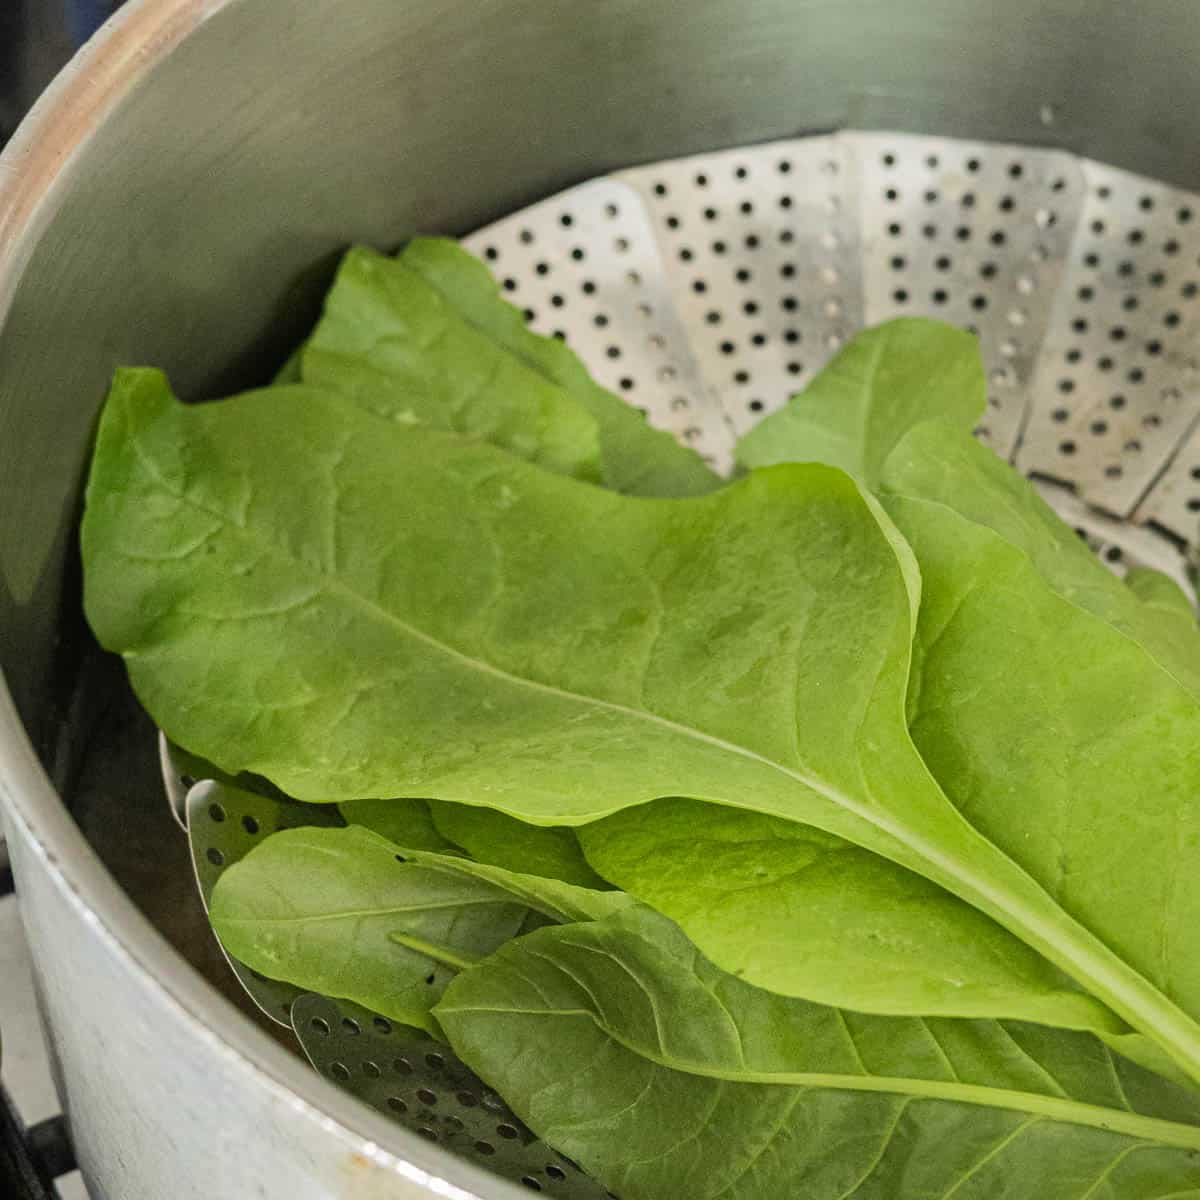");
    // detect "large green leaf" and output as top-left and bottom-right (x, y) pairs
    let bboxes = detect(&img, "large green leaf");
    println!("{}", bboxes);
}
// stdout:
(209, 822), (627, 1031)
(398, 237), (720, 497)
(298, 245), (604, 483)
(1124, 566), (1199, 663)
(883, 490), (1200, 1070)
(338, 797), (463, 855)
(728, 323), (1200, 1073)
(437, 908), (1200, 1200)
(579, 799), (1123, 1031)
(881, 422), (1200, 699)
(81, 371), (1200, 1080)
(272, 345), (304, 385)
(735, 318), (985, 485)
(427, 800), (609, 889)
(871, 423), (1200, 1048)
